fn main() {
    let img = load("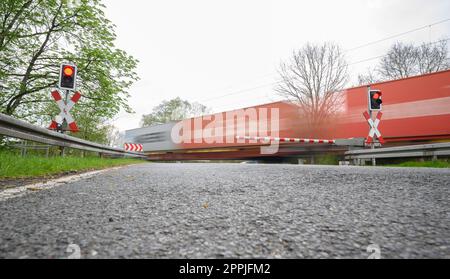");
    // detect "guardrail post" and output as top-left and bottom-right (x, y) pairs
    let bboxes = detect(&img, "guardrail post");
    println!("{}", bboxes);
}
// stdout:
(21, 140), (27, 157)
(432, 154), (438, 161)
